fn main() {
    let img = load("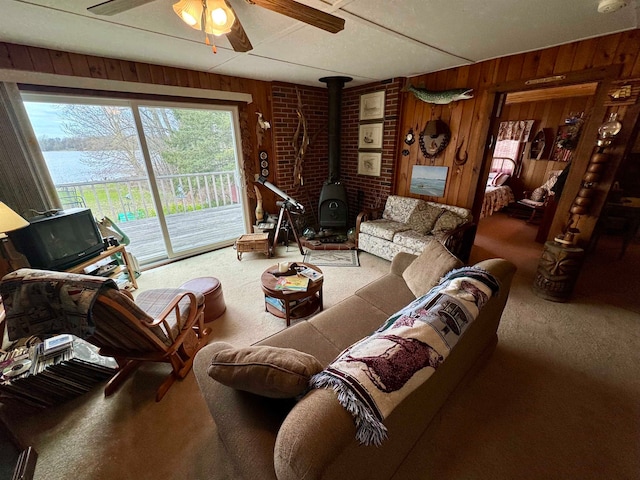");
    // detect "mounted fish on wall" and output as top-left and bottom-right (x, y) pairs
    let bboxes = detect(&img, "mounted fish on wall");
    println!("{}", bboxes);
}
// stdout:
(404, 84), (474, 105)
